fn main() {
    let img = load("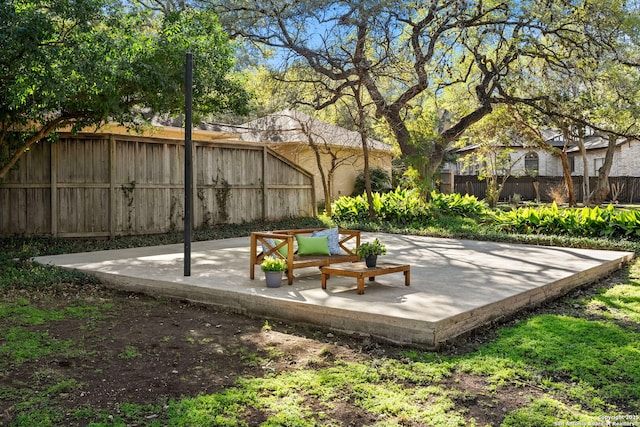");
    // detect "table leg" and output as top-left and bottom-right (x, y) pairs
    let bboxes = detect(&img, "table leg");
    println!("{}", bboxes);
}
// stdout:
(357, 276), (365, 294)
(404, 269), (410, 286)
(321, 272), (327, 289)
